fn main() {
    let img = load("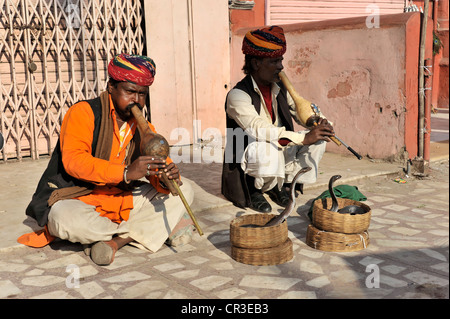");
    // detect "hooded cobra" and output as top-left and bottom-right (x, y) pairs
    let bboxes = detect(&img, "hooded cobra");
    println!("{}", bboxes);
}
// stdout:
(328, 175), (365, 215)
(263, 166), (312, 227)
